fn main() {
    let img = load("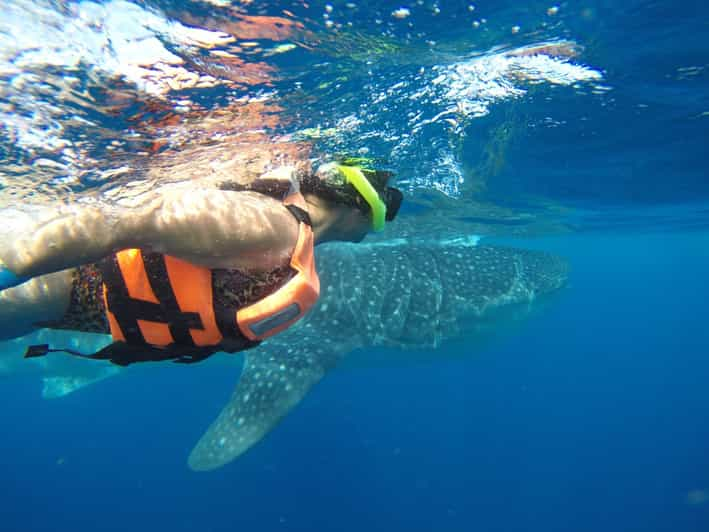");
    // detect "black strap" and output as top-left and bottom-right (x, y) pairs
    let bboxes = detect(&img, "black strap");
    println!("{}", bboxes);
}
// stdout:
(285, 204), (312, 226)
(213, 304), (259, 349)
(101, 254), (146, 345)
(141, 251), (202, 346)
(24, 342), (226, 366)
(217, 181), (311, 226)
(218, 178), (293, 199)
(100, 252), (203, 347)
